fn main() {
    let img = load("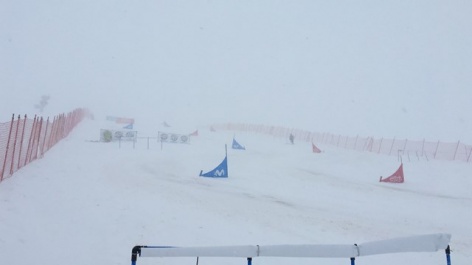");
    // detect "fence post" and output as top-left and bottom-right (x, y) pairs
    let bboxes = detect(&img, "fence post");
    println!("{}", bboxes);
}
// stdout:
(434, 140), (440, 159)
(368, 137), (374, 152)
(33, 117), (44, 160)
(57, 114), (63, 140)
(40, 117), (50, 157)
(25, 115), (37, 165)
(378, 138), (383, 153)
(54, 116), (60, 147)
(1, 114), (15, 181)
(453, 141), (460, 161)
(48, 116), (57, 149)
(9, 115), (21, 175)
(17, 115), (27, 169)
(421, 138), (425, 156)
(398, 149), (402, 162)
